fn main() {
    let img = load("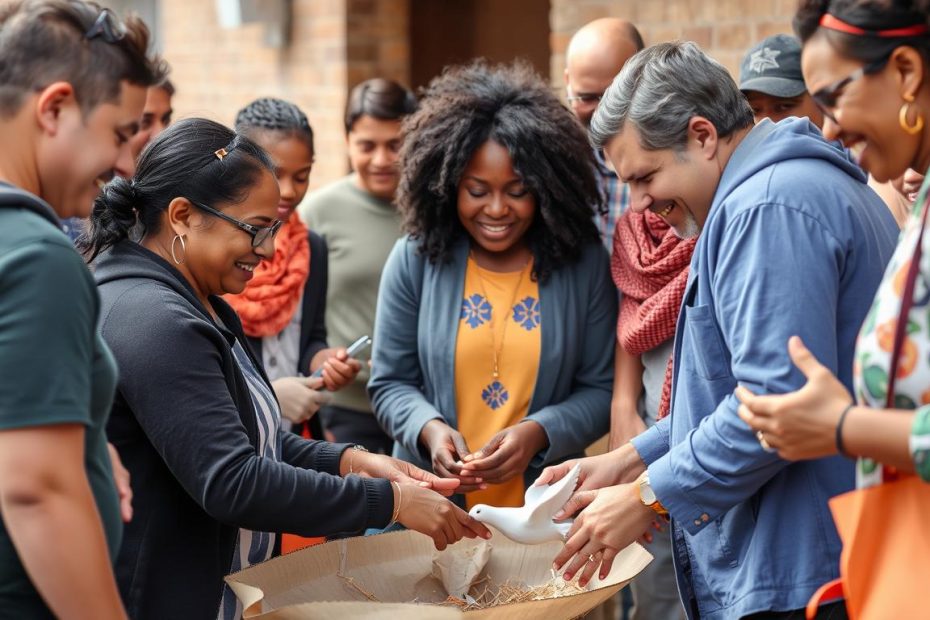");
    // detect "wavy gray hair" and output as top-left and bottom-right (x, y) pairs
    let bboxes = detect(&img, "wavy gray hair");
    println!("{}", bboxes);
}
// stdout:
(590, 41), (753, 151)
